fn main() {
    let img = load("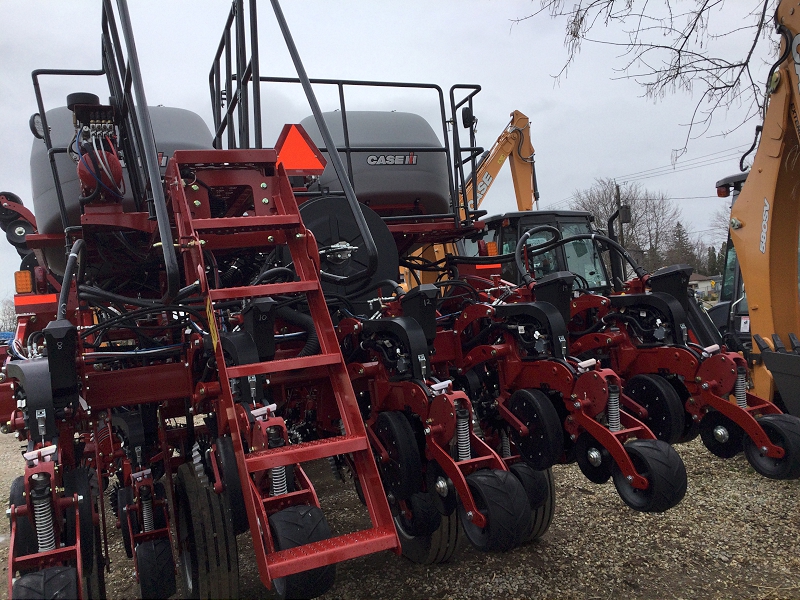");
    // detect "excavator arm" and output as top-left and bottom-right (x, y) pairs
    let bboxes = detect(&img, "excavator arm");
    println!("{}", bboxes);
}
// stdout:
(729, 2), (800, 412)
(462, 110), (538, 211)
(404, 110), (540, 287)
